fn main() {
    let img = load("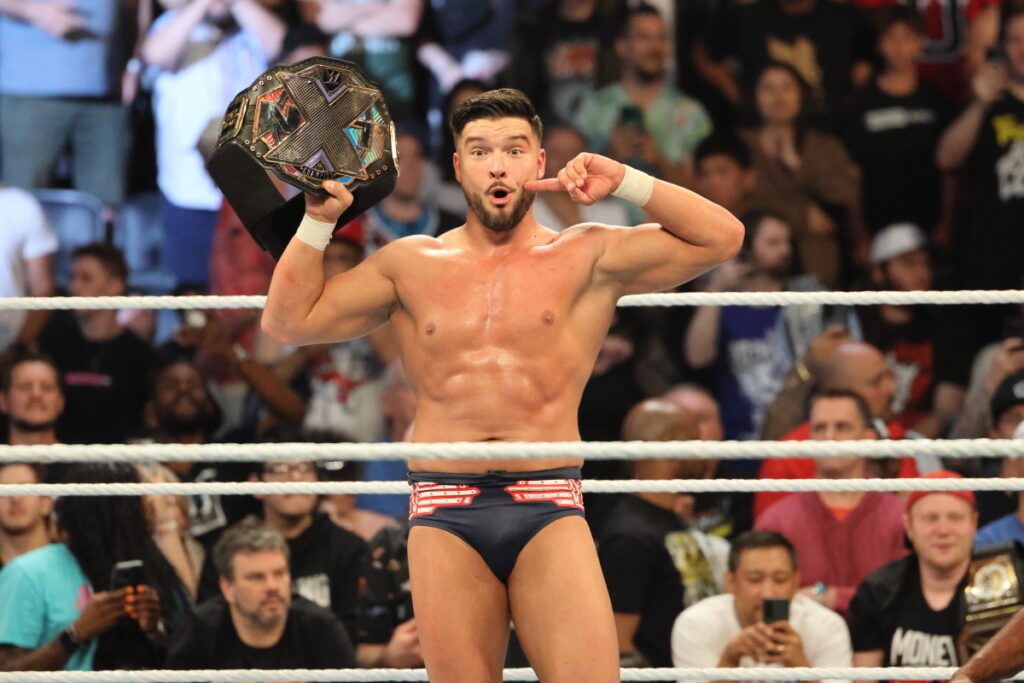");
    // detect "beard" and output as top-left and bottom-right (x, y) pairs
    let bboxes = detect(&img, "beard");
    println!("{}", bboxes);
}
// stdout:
(10, 416), (57, 433)
(157, 394), (214, 436)
(464, 187), (536, 233)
